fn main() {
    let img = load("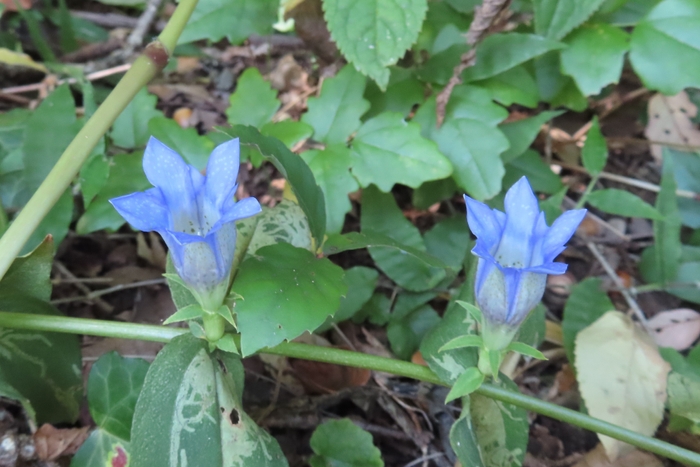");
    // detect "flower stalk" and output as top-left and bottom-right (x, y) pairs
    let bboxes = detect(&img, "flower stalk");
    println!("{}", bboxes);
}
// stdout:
(0, 0), (201, 282)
